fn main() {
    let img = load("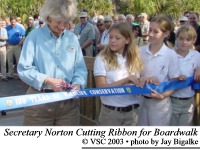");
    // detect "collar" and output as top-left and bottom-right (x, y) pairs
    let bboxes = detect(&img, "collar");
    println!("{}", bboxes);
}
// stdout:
(44, 24), (65, 38)
(27, 26), (34, 30)
(104, 29), (109, 34)
(11, 25), (17, 29)
(115, 52), (127, 60)
(144, 43), (167, 56)
(79, 22), (88, 27)
(177, 50), (194, 59)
